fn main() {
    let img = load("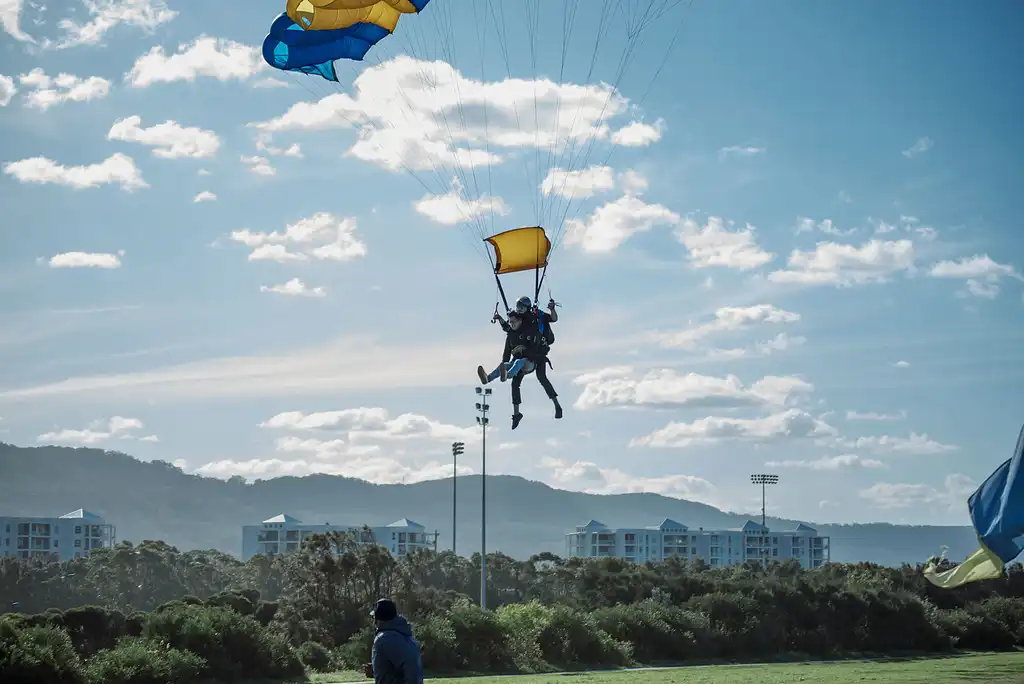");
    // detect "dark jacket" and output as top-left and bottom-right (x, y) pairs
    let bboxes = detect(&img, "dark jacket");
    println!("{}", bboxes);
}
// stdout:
(509, 311), (553, 360)
(371, 616), (424, 684)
